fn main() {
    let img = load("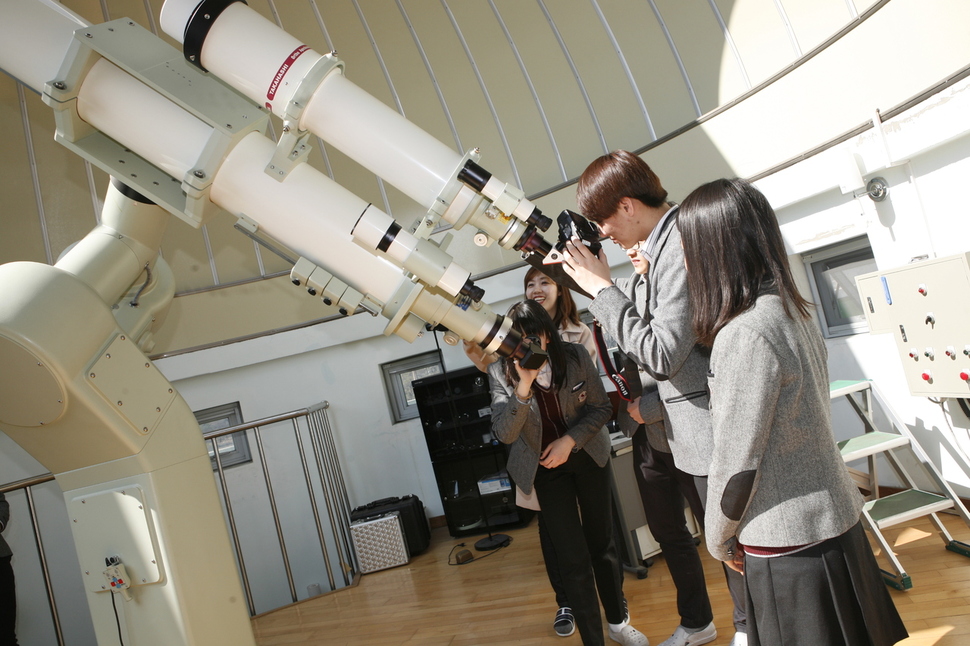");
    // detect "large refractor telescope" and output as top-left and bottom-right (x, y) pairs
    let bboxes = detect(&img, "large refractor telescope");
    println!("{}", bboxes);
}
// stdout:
(0, 1), (549, 367)
(0, 1), (555, 644)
